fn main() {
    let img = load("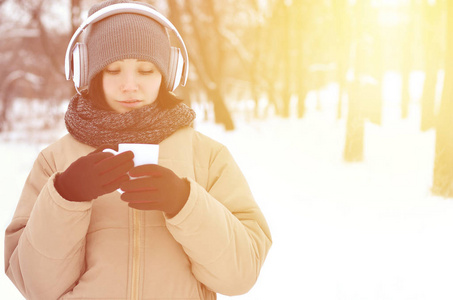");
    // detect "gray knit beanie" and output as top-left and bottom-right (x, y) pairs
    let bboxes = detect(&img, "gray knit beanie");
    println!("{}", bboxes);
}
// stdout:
(85, 0), (171, 88)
